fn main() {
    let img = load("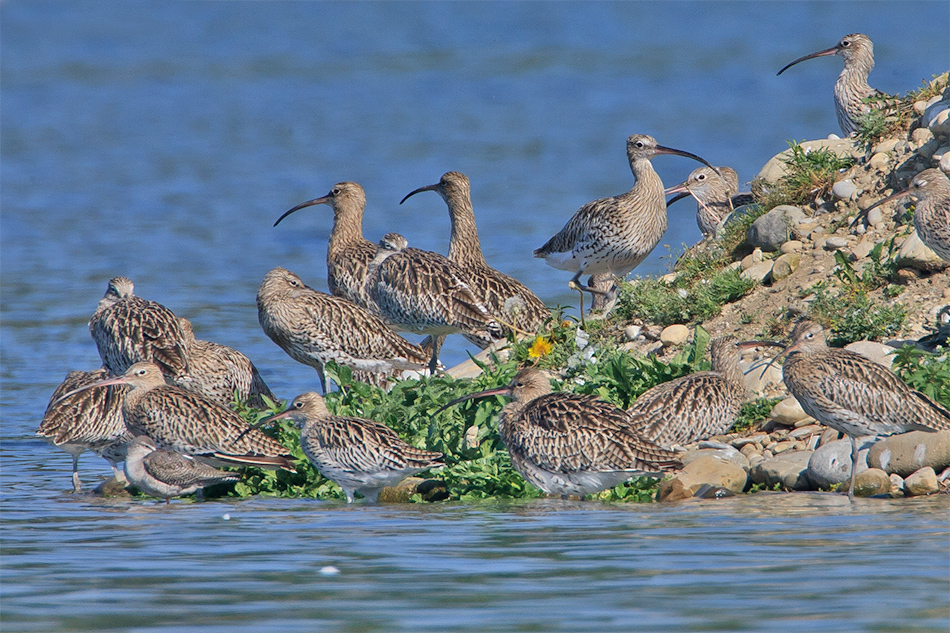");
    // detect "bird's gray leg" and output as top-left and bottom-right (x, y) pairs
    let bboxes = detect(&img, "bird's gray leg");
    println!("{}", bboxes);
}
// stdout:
(568, 271), (588, 328)
(428, 335), (444, 375)
(847, 434), (858, 500)
(71, 454), (82, 492)
(317, 365), (328, 395)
